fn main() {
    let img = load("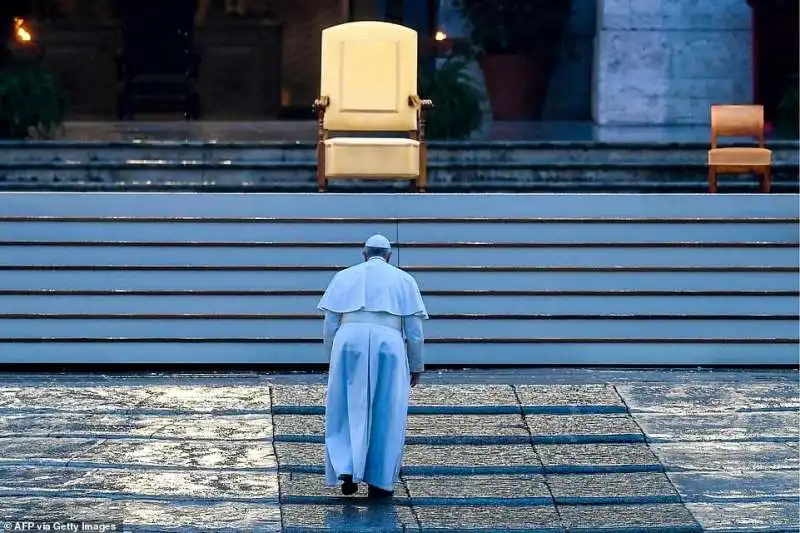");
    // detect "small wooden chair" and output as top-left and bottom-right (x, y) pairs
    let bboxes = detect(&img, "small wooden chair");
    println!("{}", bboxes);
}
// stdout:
(312, 21), (433, 192)
(708, 105), (772, 193)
